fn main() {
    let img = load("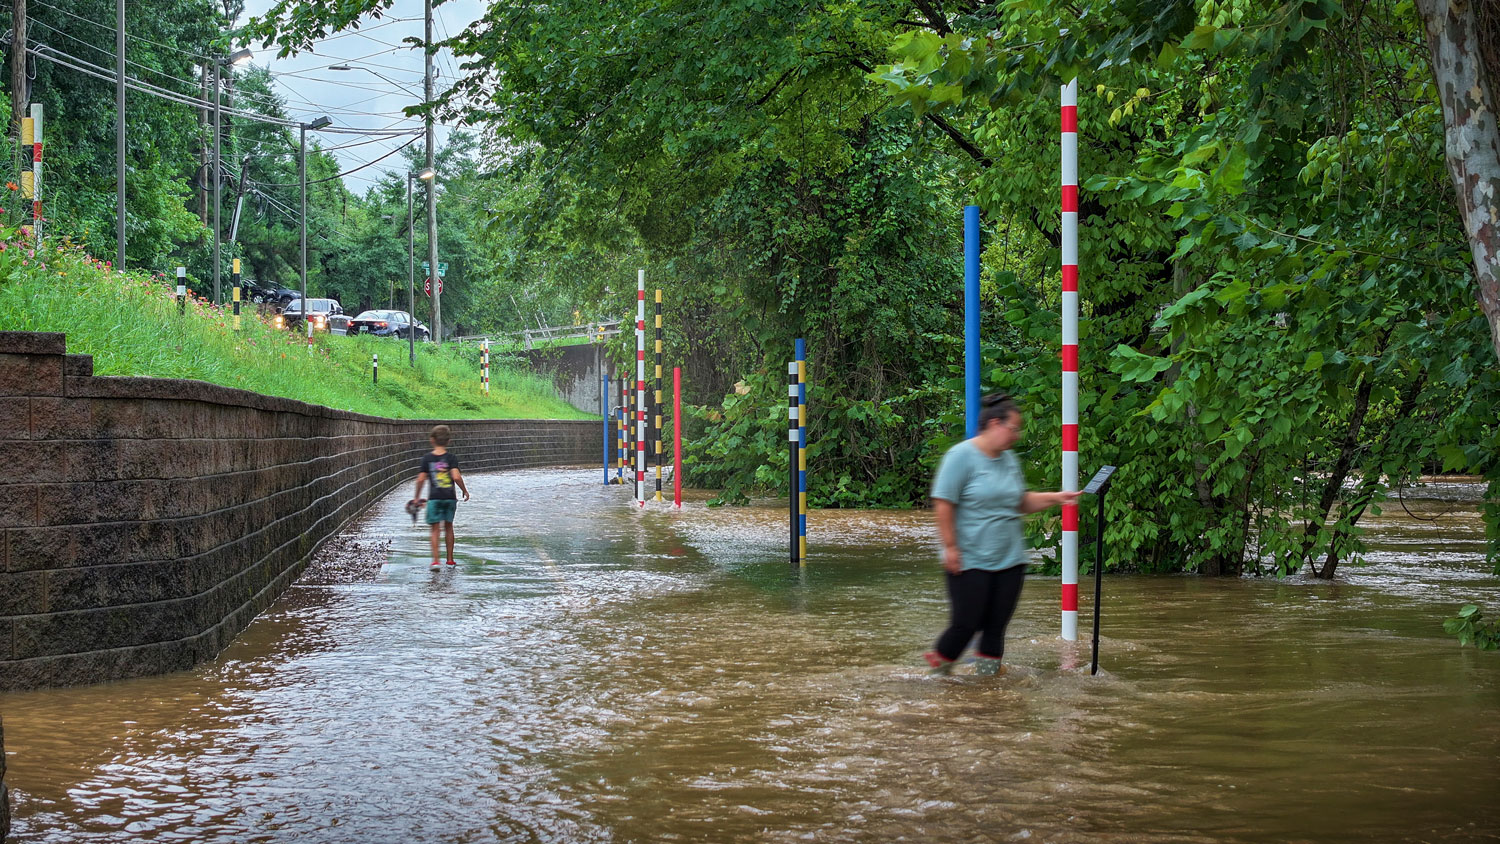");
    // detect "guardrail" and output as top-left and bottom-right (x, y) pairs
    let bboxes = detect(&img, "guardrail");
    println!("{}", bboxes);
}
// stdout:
(454, 320), (622, 350)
